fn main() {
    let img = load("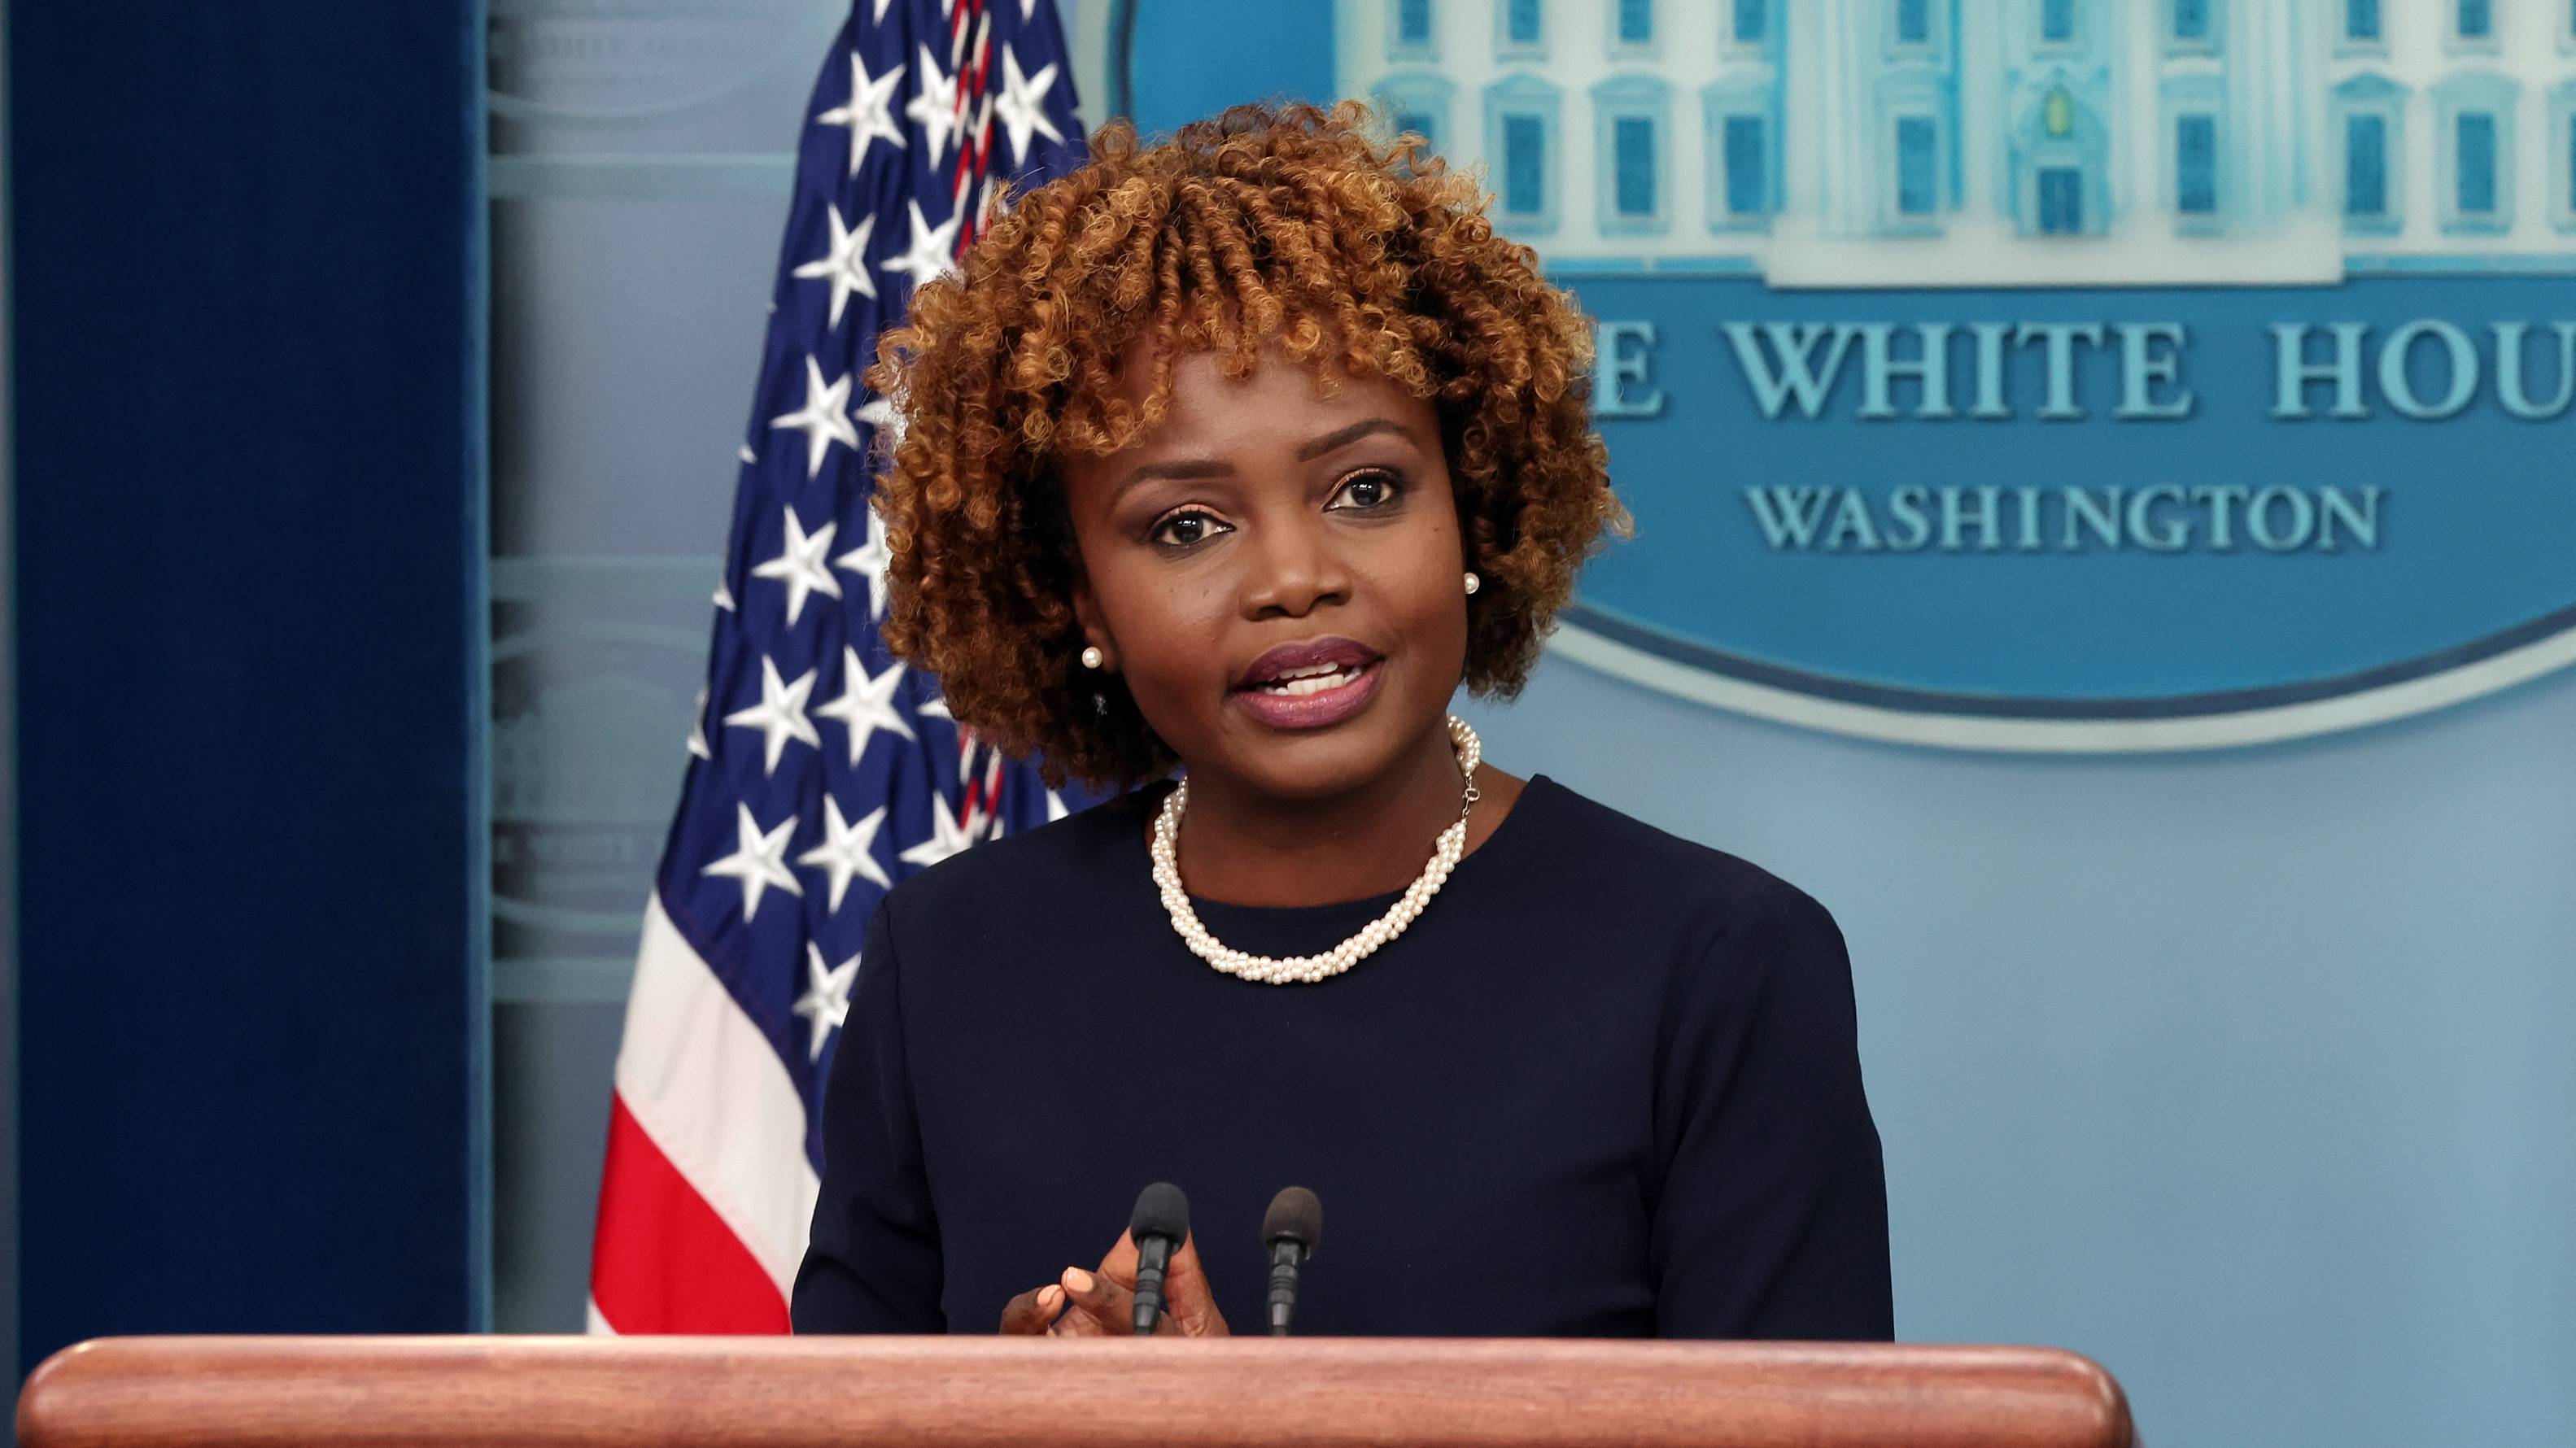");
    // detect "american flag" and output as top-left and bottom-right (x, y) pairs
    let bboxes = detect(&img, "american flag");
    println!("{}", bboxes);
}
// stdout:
(587, 0), (1089, 1334)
